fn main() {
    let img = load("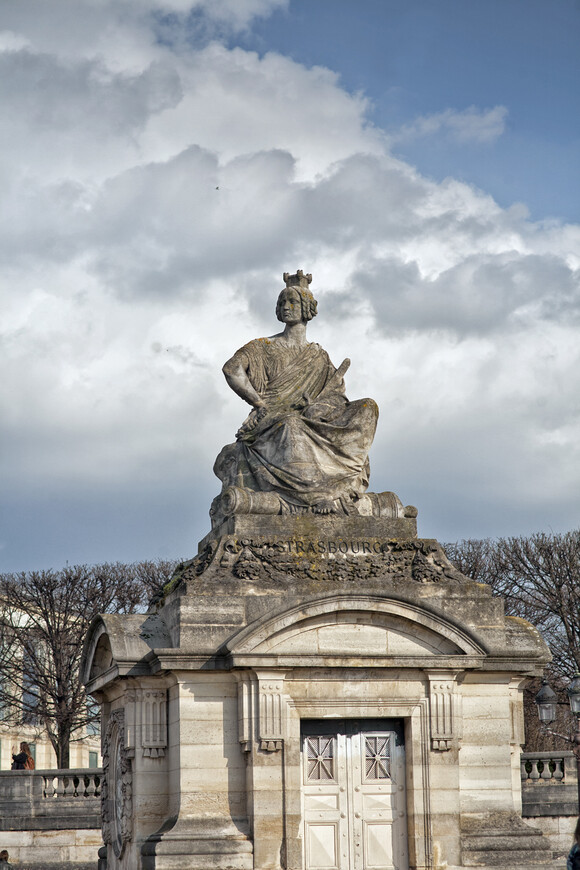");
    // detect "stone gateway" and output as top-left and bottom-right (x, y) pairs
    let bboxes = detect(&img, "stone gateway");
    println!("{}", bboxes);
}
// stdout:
(82, 273), (558, 870)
